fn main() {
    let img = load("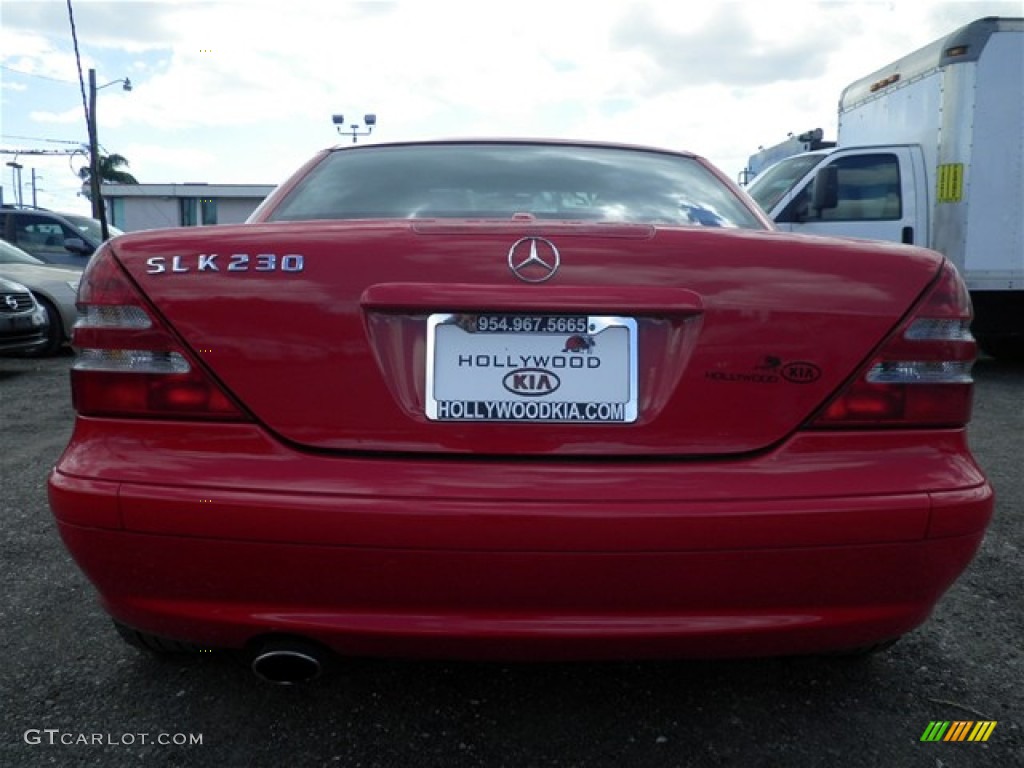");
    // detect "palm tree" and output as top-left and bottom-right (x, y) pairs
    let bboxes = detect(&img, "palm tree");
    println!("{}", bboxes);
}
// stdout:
(79, 153), (138, 198)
